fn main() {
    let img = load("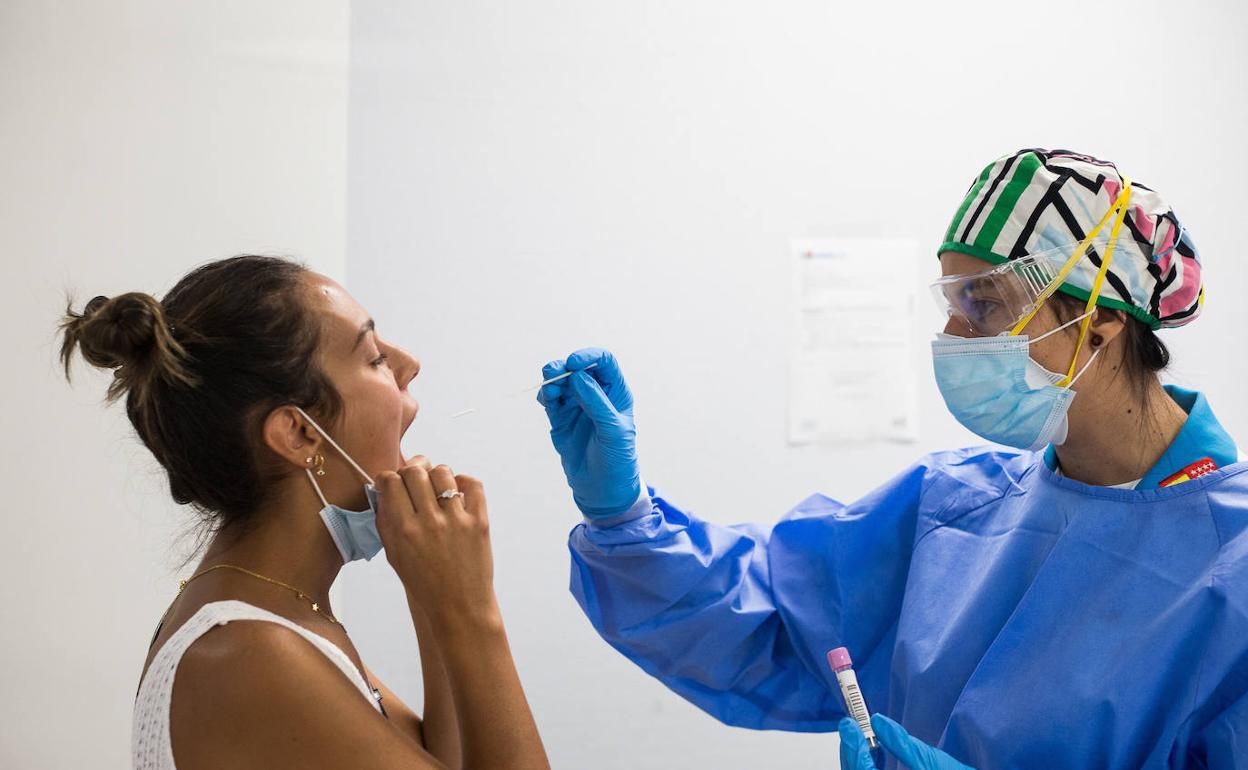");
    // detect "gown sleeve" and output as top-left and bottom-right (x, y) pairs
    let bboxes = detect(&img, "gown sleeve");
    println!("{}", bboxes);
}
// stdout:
(567, 460), (939, 731)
